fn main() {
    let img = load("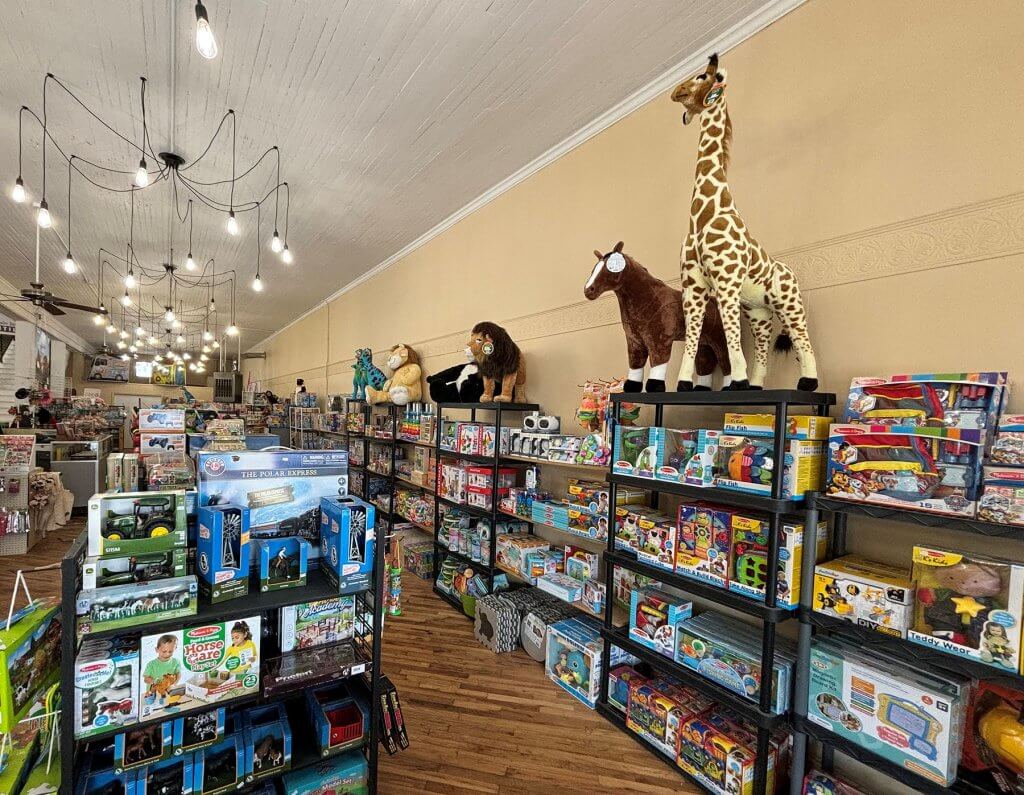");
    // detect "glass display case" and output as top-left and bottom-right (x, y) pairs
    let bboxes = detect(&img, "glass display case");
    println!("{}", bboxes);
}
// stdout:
(51, 434), (114, 508)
